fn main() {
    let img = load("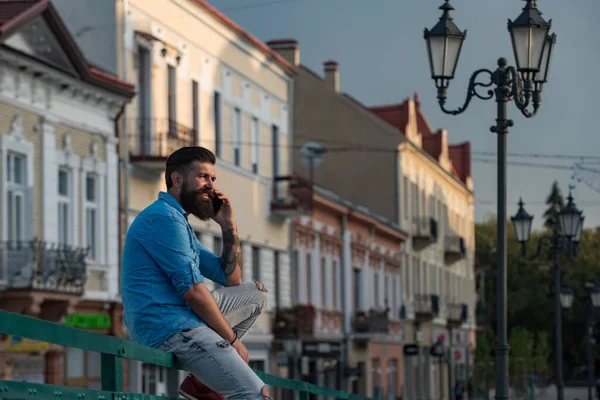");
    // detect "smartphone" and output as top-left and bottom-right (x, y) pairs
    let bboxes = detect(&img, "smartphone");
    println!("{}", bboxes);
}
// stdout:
(212, 195), (224, 215)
